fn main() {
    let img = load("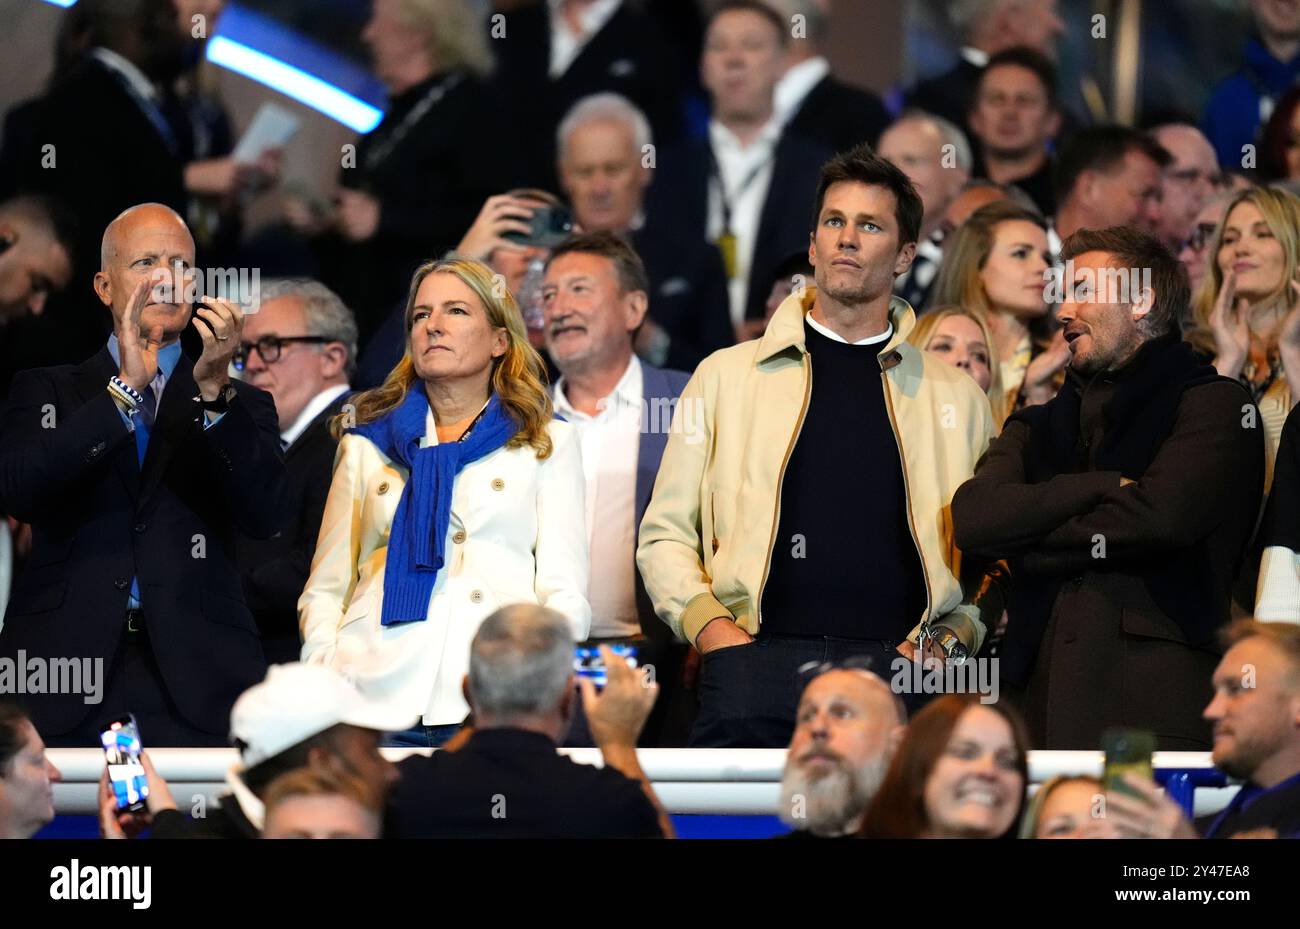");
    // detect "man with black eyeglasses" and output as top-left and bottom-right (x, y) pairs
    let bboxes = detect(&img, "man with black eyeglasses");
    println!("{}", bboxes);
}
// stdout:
(234, 278), (356, 663)
(1151, 123), (1225, 255)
